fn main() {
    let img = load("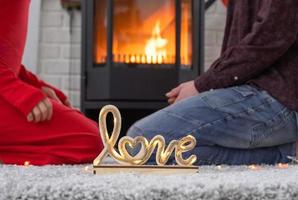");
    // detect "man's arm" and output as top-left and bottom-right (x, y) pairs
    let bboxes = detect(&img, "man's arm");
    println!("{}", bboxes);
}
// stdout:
(195, 0), (298, 92)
